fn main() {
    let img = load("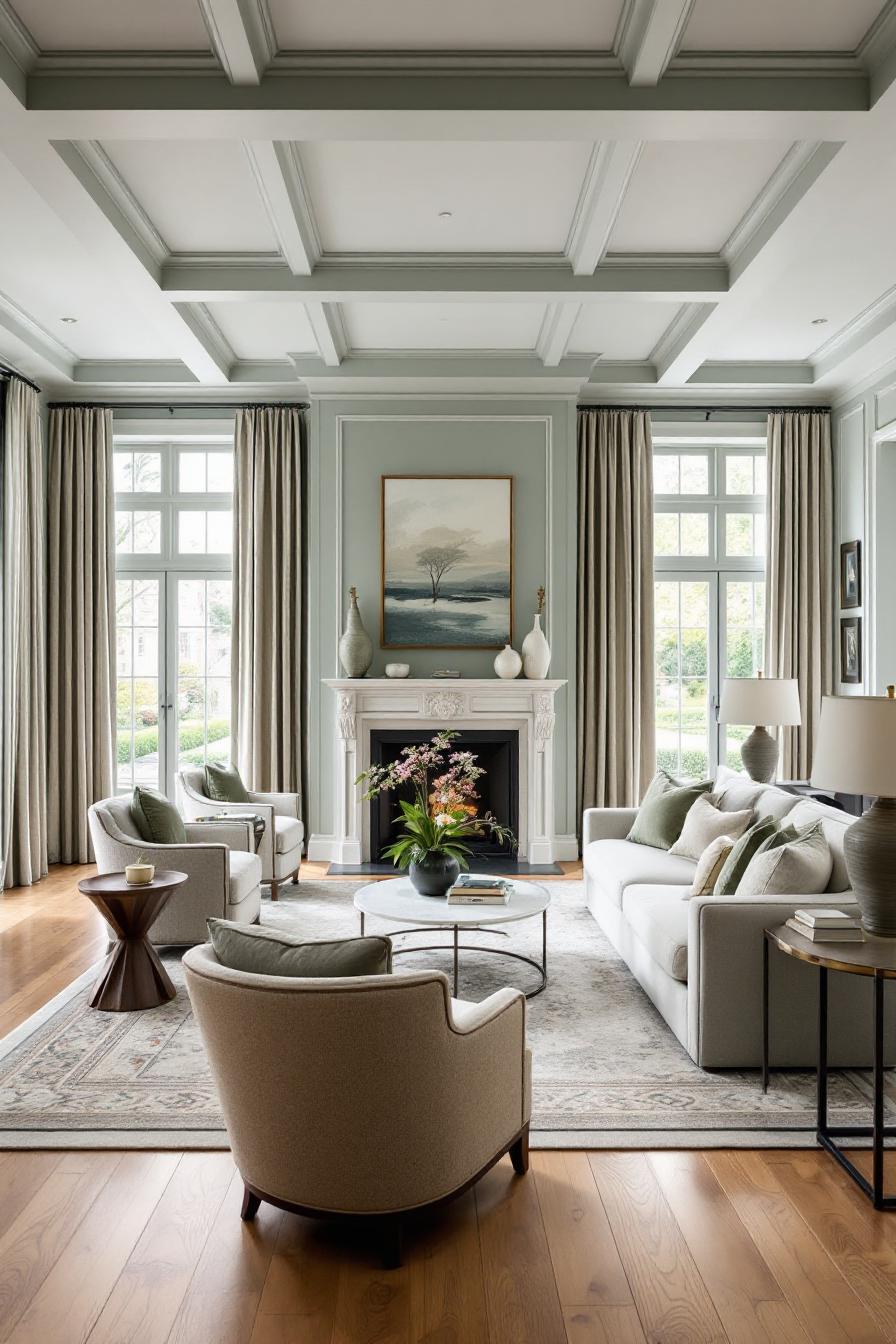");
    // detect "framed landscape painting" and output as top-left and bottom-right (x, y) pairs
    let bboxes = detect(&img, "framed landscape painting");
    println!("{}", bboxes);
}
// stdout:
(381, 475), (513, 648)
